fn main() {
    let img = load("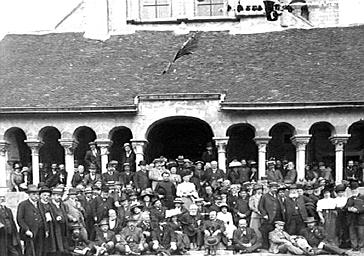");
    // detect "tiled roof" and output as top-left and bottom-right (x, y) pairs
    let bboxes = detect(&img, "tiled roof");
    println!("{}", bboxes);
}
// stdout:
(0, 26), (363, 108)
